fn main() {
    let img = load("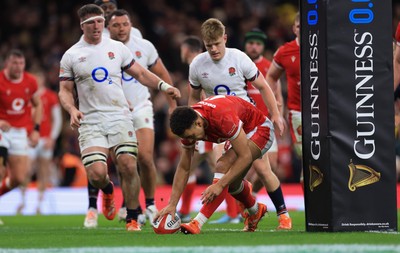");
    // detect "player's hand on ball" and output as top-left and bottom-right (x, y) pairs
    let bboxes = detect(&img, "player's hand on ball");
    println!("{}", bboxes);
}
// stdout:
(154, 204), (177, 224)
